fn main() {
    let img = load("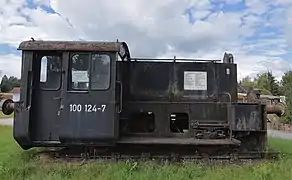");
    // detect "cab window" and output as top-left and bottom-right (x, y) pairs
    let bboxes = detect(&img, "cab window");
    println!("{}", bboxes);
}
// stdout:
(70, 53), (90, 90)
(69, 52), (111, 90)
(39, 55), (62, 90)
(90, 54), (111, 90)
